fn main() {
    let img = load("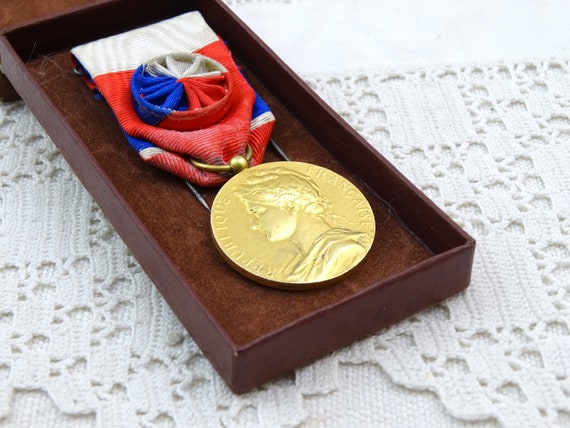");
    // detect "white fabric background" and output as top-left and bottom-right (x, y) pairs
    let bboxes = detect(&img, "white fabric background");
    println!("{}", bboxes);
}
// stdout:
(1, 1), (570, 426)
(229, 0), (570, 72)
